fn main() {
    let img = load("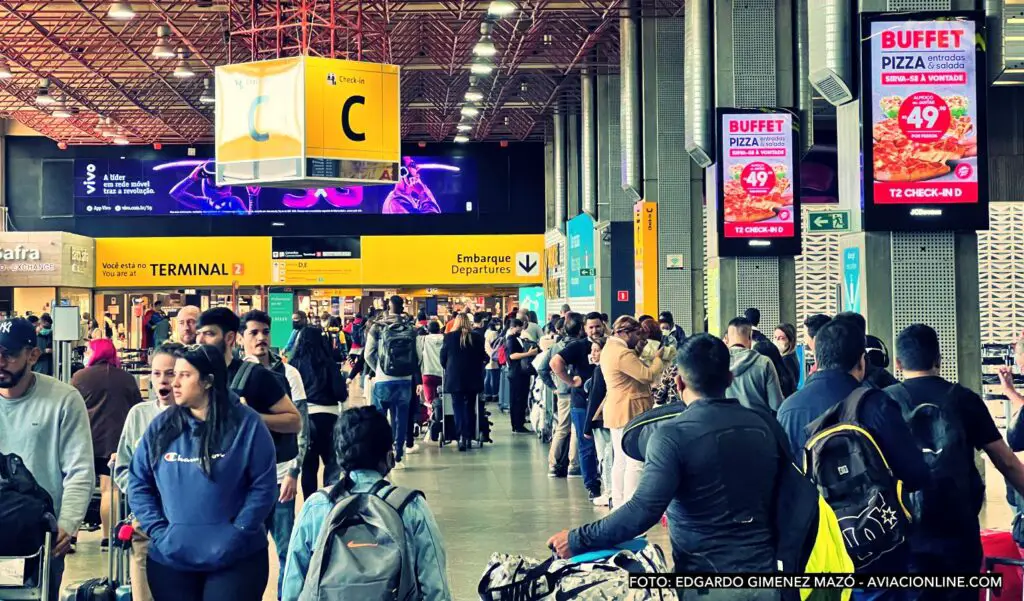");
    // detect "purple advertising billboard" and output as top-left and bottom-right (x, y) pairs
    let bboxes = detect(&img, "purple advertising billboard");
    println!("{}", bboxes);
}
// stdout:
(74, 155), (476, 216)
